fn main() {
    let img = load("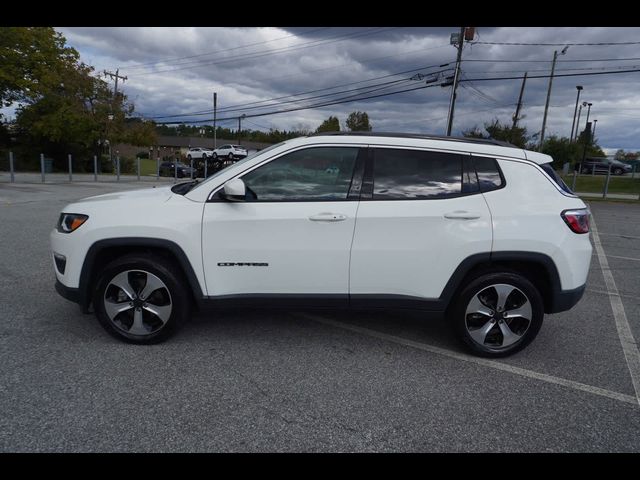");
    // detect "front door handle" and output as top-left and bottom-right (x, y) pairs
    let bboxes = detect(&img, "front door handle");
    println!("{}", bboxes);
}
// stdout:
(309, 213), (347, 222)
(444, 211), (481, 220)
